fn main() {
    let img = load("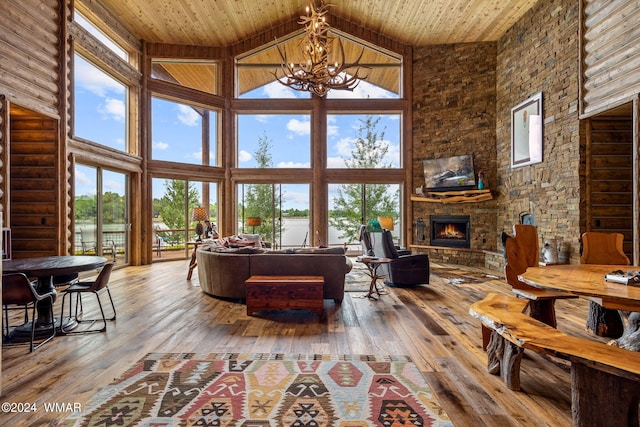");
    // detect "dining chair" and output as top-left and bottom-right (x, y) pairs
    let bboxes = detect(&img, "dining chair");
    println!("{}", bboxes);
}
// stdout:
(2, 273), (56, 352)
(580, 231), (630, 337)
(59, 262), (116, 334)
(580, 231), (630, 265)
(502, 224), (576, 329)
